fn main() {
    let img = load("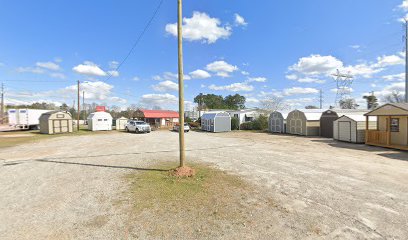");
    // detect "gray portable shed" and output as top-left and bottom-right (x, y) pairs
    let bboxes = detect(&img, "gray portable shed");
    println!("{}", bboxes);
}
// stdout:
(201, 112), (231, 132)
(286, 109), (325, 136)
(320, 109), (368, 138)
(269, 111), (288, 133)
(39, 111), (73, 134)
(333, 115), (377, 143)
